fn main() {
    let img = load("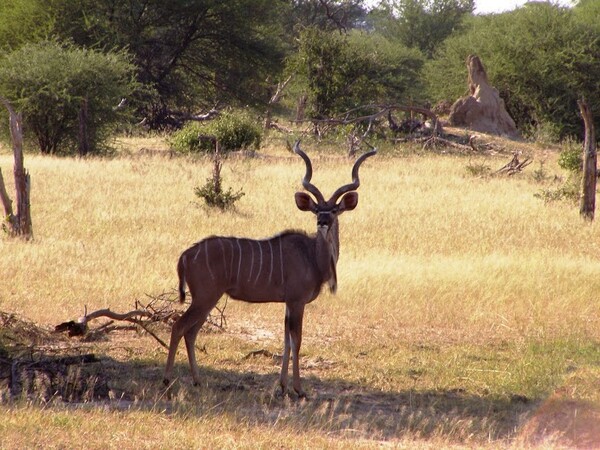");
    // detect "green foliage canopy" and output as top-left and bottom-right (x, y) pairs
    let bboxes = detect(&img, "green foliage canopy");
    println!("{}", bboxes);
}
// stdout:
(0, 0), (288, 129)
(0, 40), (140, 154)
(370, 0), (474, 58)
(289, 27), (424, 119)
